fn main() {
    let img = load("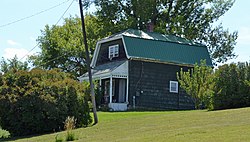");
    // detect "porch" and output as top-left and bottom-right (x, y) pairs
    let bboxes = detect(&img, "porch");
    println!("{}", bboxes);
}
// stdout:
(78, 60), (129, 111)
